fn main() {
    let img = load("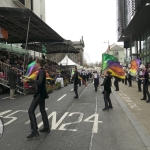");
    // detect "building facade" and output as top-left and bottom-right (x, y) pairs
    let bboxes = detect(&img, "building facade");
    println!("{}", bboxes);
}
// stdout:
(105, 44), (126, 66)
(0, 0), (45, 21)
(47, 37), (85, 66)
(117, 0), (150, 66)
(0, 0), (45, 57)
